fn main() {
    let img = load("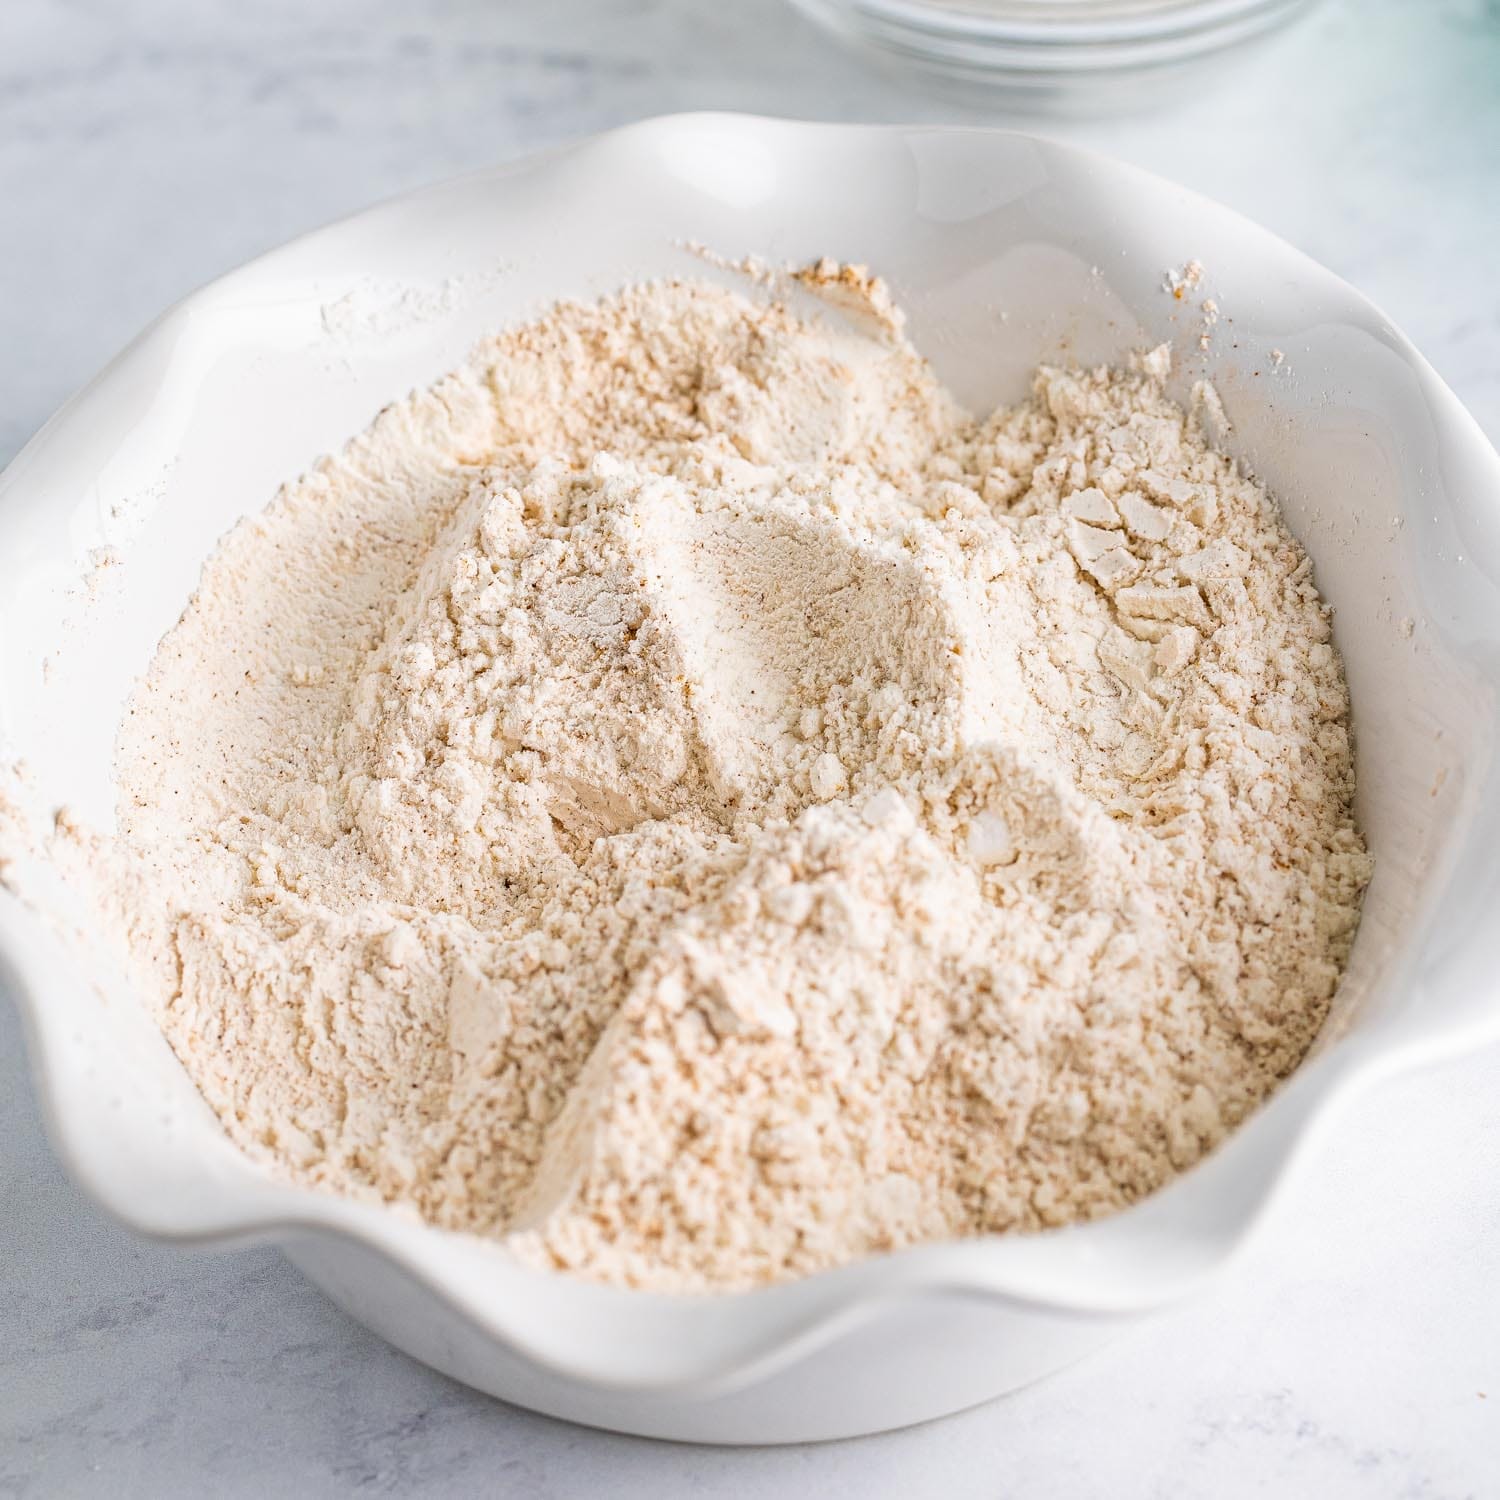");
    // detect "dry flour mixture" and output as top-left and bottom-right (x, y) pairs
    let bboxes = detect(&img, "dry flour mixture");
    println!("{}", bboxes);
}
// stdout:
(68, 270), (1371, 1290)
